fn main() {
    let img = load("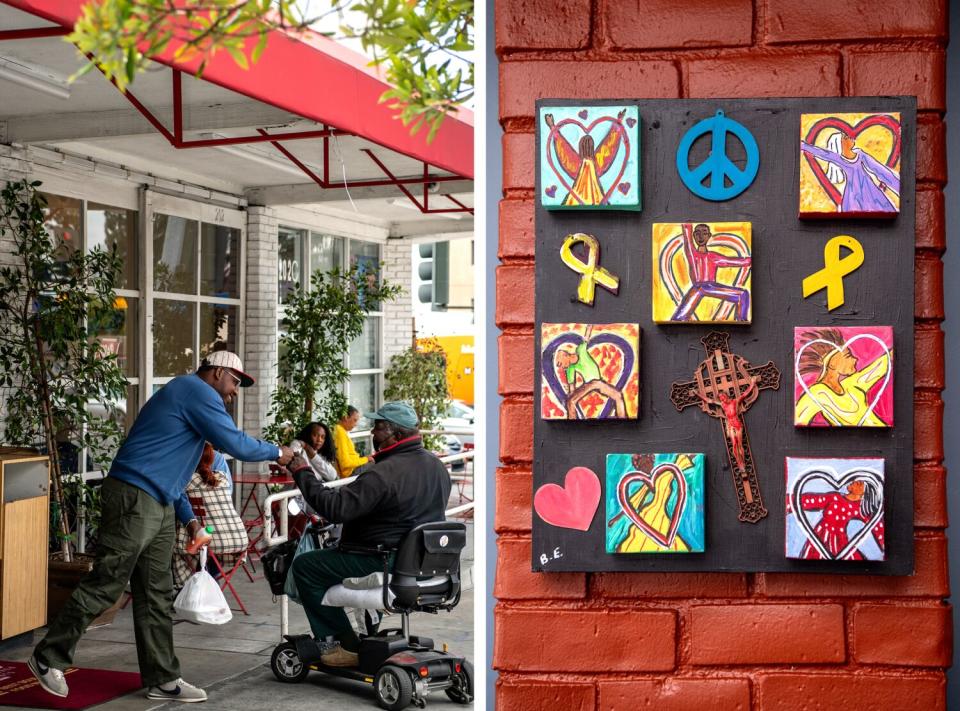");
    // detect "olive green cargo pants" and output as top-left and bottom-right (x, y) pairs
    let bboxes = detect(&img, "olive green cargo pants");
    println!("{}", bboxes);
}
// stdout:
(34, 477), (181, 687)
